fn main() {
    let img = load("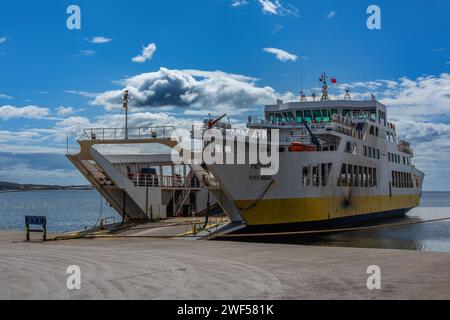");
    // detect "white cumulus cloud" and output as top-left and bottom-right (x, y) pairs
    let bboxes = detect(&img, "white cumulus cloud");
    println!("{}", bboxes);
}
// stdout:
(90, 68), (286, 115)
(90, 36), (112, 44)
(258, 0), (298, 16)
(132, 43), (157, 63)
(0, 105), (50, 120)
(56, 106), (78, 117)
(263, 47), (298, 62)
